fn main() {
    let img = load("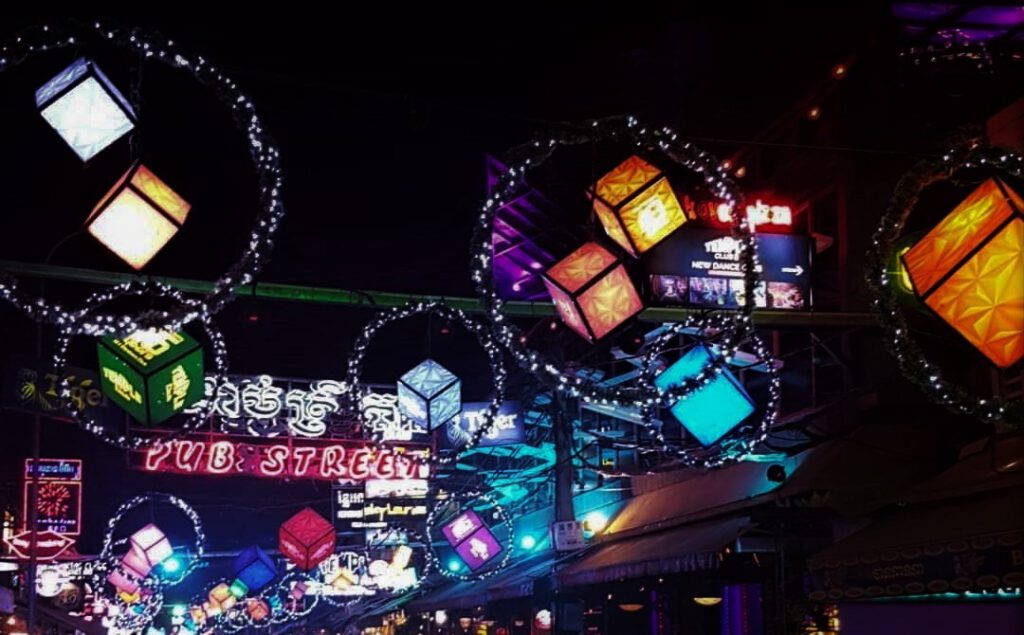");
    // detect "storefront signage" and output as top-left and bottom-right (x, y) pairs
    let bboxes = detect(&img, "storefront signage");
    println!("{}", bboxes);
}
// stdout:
(2, 357), (120, 428)
(444, 401), (525, 448)
(3, 530), (76, 560)
(135, 437), (429, 481)
(646, 228), (812, 310)
(187, 375), (418, 441)
(23, 459), (82, 535)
